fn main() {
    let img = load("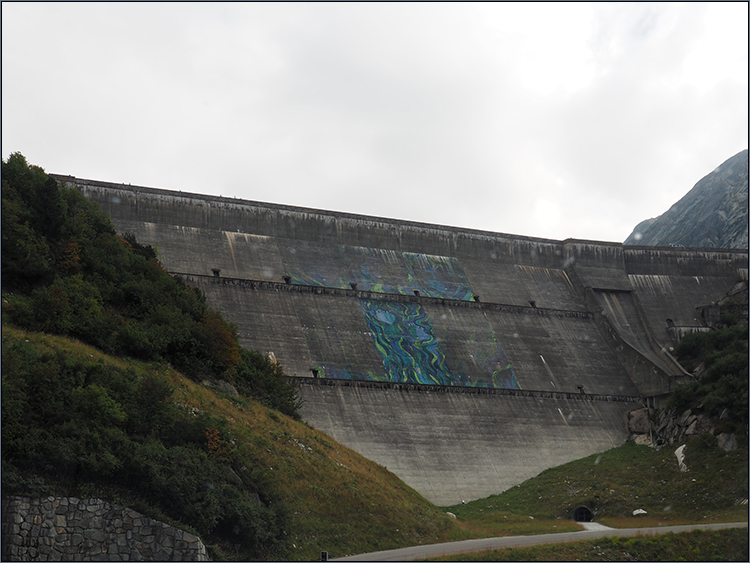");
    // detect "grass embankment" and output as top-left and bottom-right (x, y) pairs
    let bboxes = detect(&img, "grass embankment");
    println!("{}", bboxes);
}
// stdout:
(444, 439), (748, 531)
(425, 528), (749, 561)
(1, 326), (458, 561)
(164, 350), (457, 560)
(437, 437), (747, 560)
